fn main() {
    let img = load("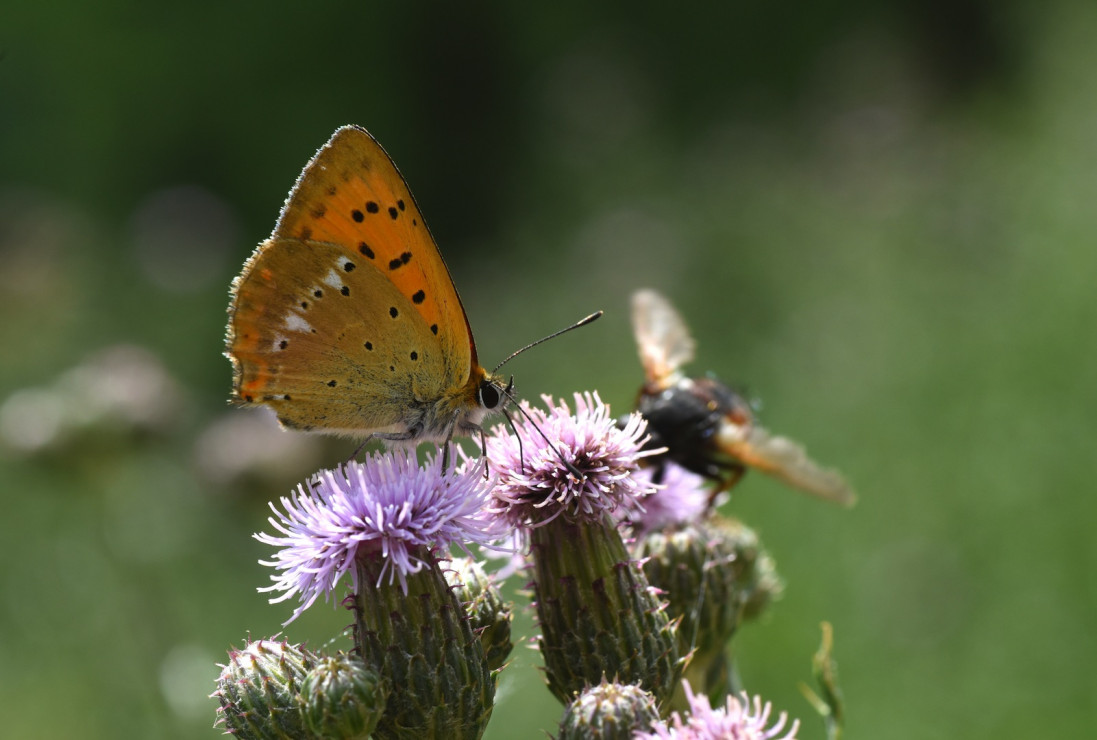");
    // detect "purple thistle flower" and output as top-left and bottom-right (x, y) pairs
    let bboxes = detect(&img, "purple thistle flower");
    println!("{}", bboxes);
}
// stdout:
(636, 681), (800, 740)
(620, 461), (712, 534)
(255, 448), (503, 624)
(485, 392), (658, 527)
